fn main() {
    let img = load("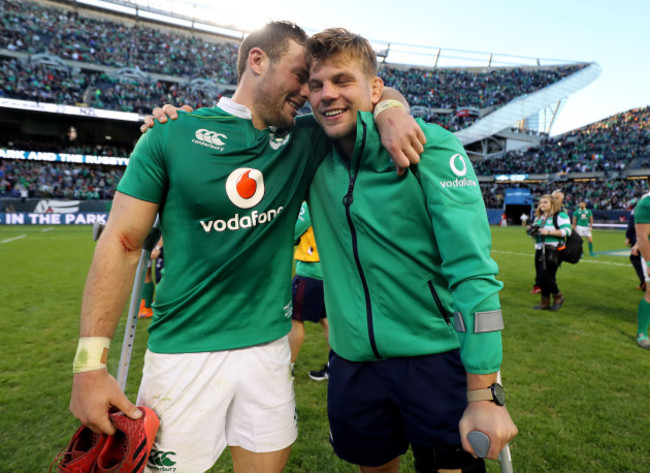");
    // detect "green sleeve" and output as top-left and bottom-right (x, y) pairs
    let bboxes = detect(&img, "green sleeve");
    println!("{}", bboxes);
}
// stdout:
(117, 122), (169, 203)
(635, 197), (650, 224)
(415, 122), (503, 374)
